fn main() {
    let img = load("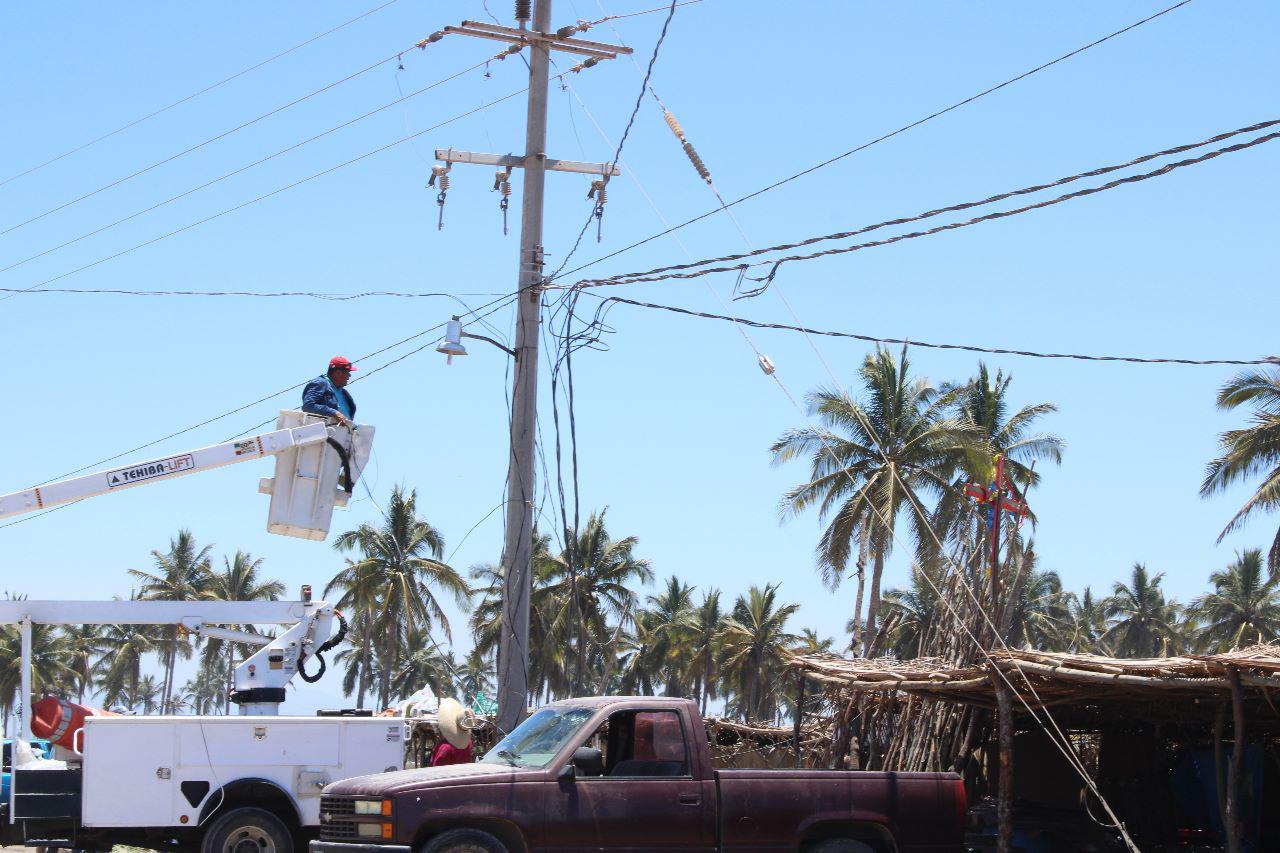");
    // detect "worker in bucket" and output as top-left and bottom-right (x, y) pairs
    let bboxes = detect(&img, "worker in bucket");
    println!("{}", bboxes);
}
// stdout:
(430, 698), (476, 766)
(302, 356), (357, 425)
